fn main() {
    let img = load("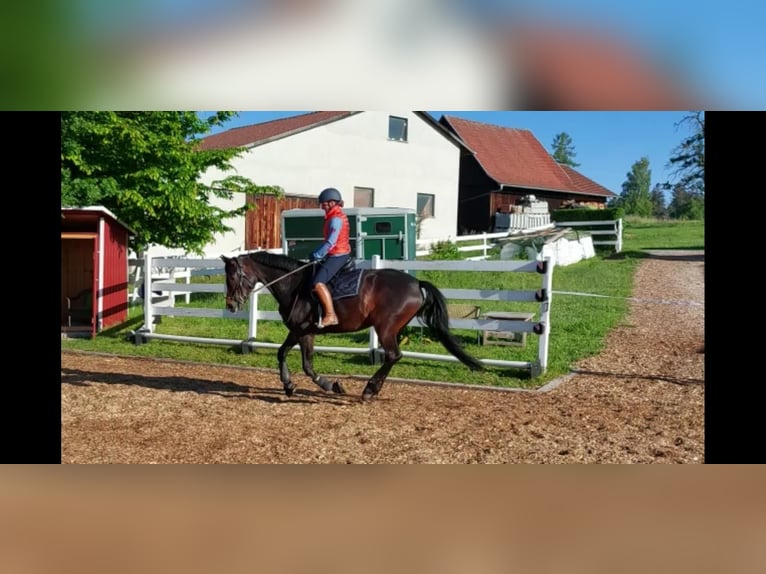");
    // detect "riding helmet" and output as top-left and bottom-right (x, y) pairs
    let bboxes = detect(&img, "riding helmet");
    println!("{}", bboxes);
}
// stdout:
(318, 187), (342, 204)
